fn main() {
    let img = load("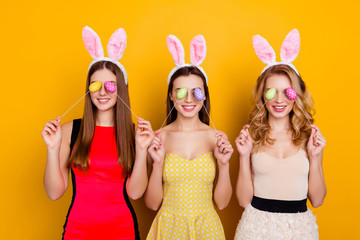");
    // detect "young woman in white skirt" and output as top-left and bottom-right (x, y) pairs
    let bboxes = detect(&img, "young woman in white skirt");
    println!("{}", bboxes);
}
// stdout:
(234, 29), (327, 240)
